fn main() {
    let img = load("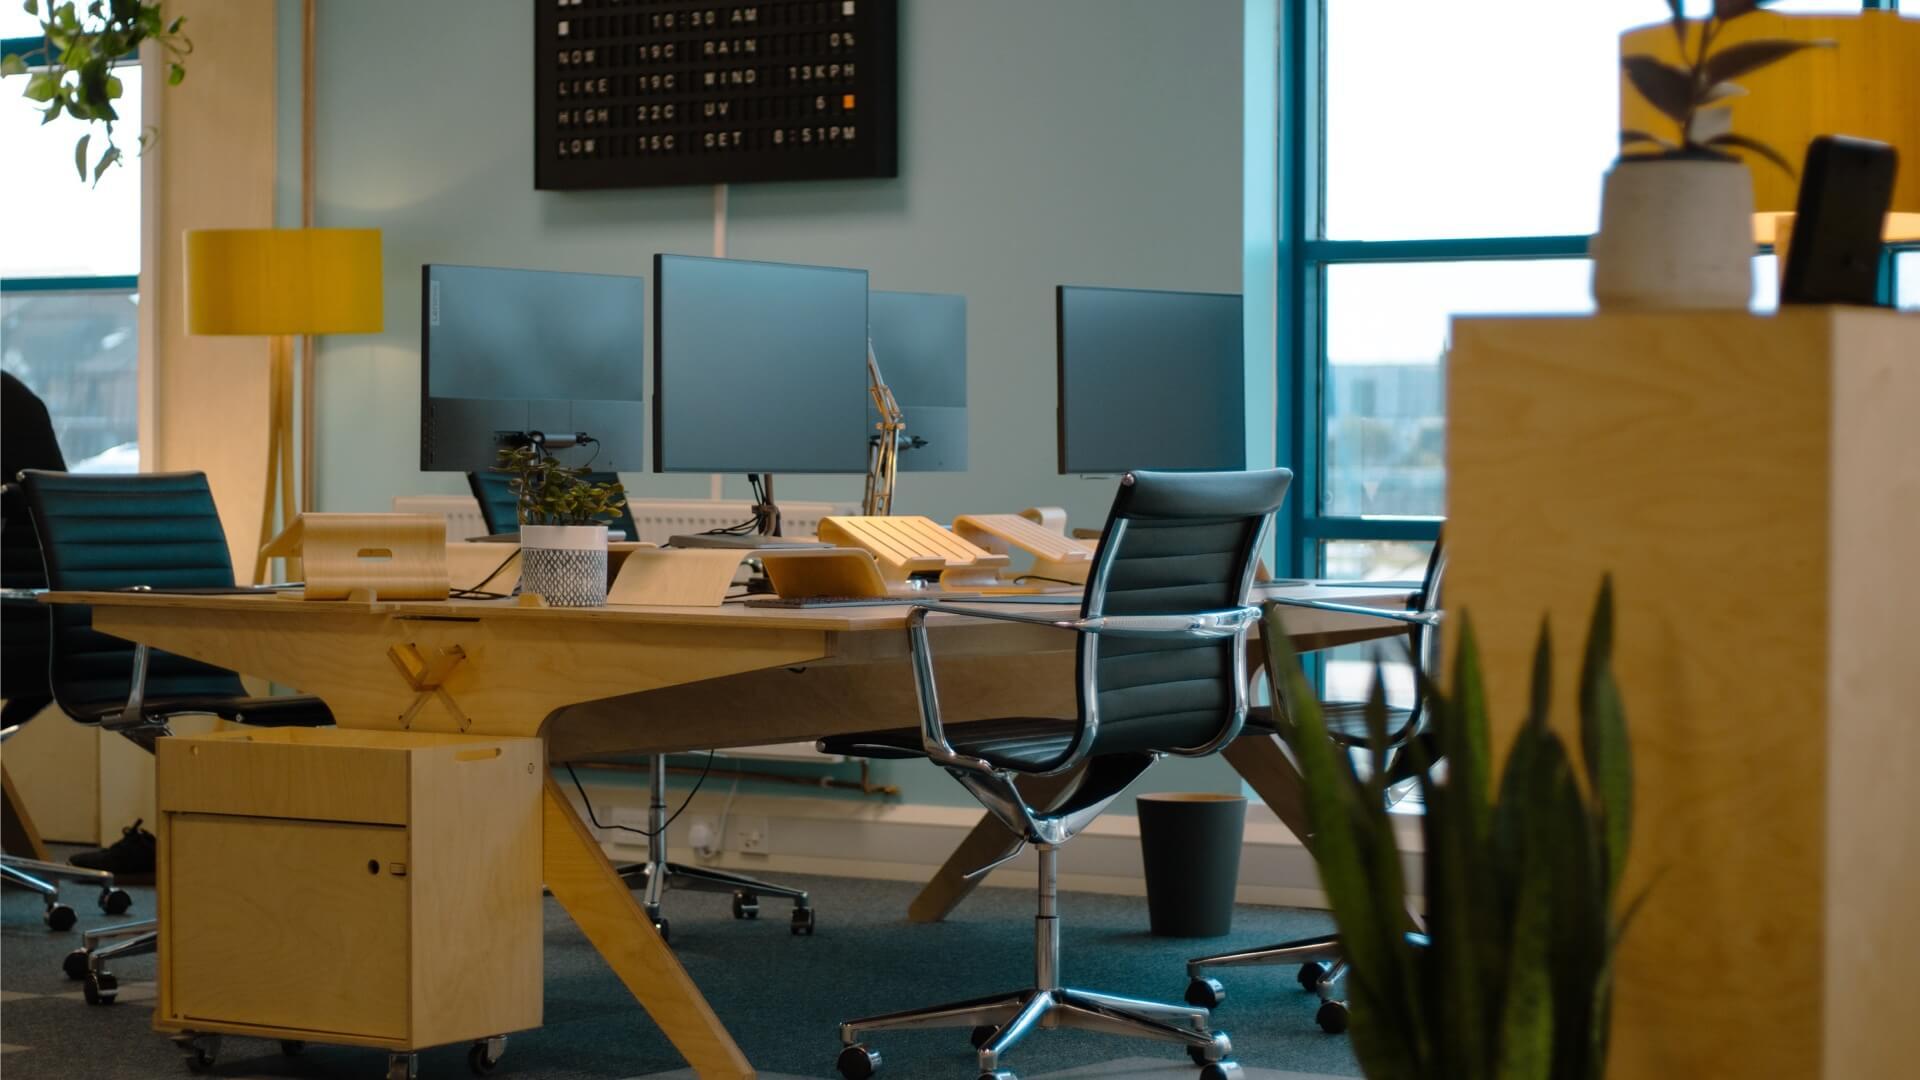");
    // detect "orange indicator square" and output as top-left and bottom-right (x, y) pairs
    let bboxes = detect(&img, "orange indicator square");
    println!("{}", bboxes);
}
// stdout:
(842, 94), (856, 110)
